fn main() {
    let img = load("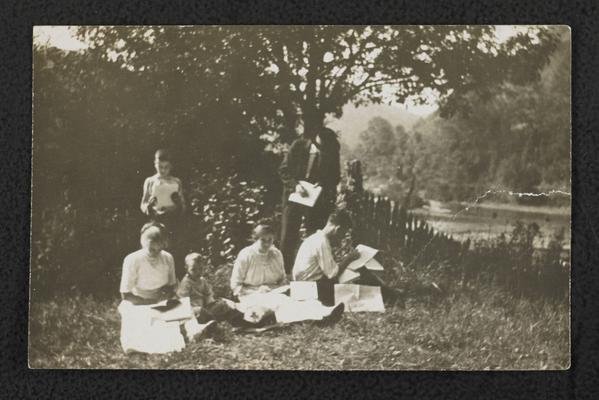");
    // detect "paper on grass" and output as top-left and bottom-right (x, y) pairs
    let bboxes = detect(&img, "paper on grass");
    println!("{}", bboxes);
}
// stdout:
(288, 180), (322, 207)
(290, 281), (319, 301)
(346, 244), (383, 271)
(334, 284), (385, 312)
(152, 296), (193, 322)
